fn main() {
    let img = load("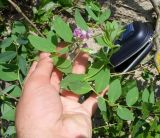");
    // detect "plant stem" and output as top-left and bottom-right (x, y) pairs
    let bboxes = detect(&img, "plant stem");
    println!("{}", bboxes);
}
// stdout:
(93, 123), (117, 130)
(111, 70), (135, 76)
(7, 0), (44, 37)
(18, 69), (23, 89)
(4, 93), (19, 101)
